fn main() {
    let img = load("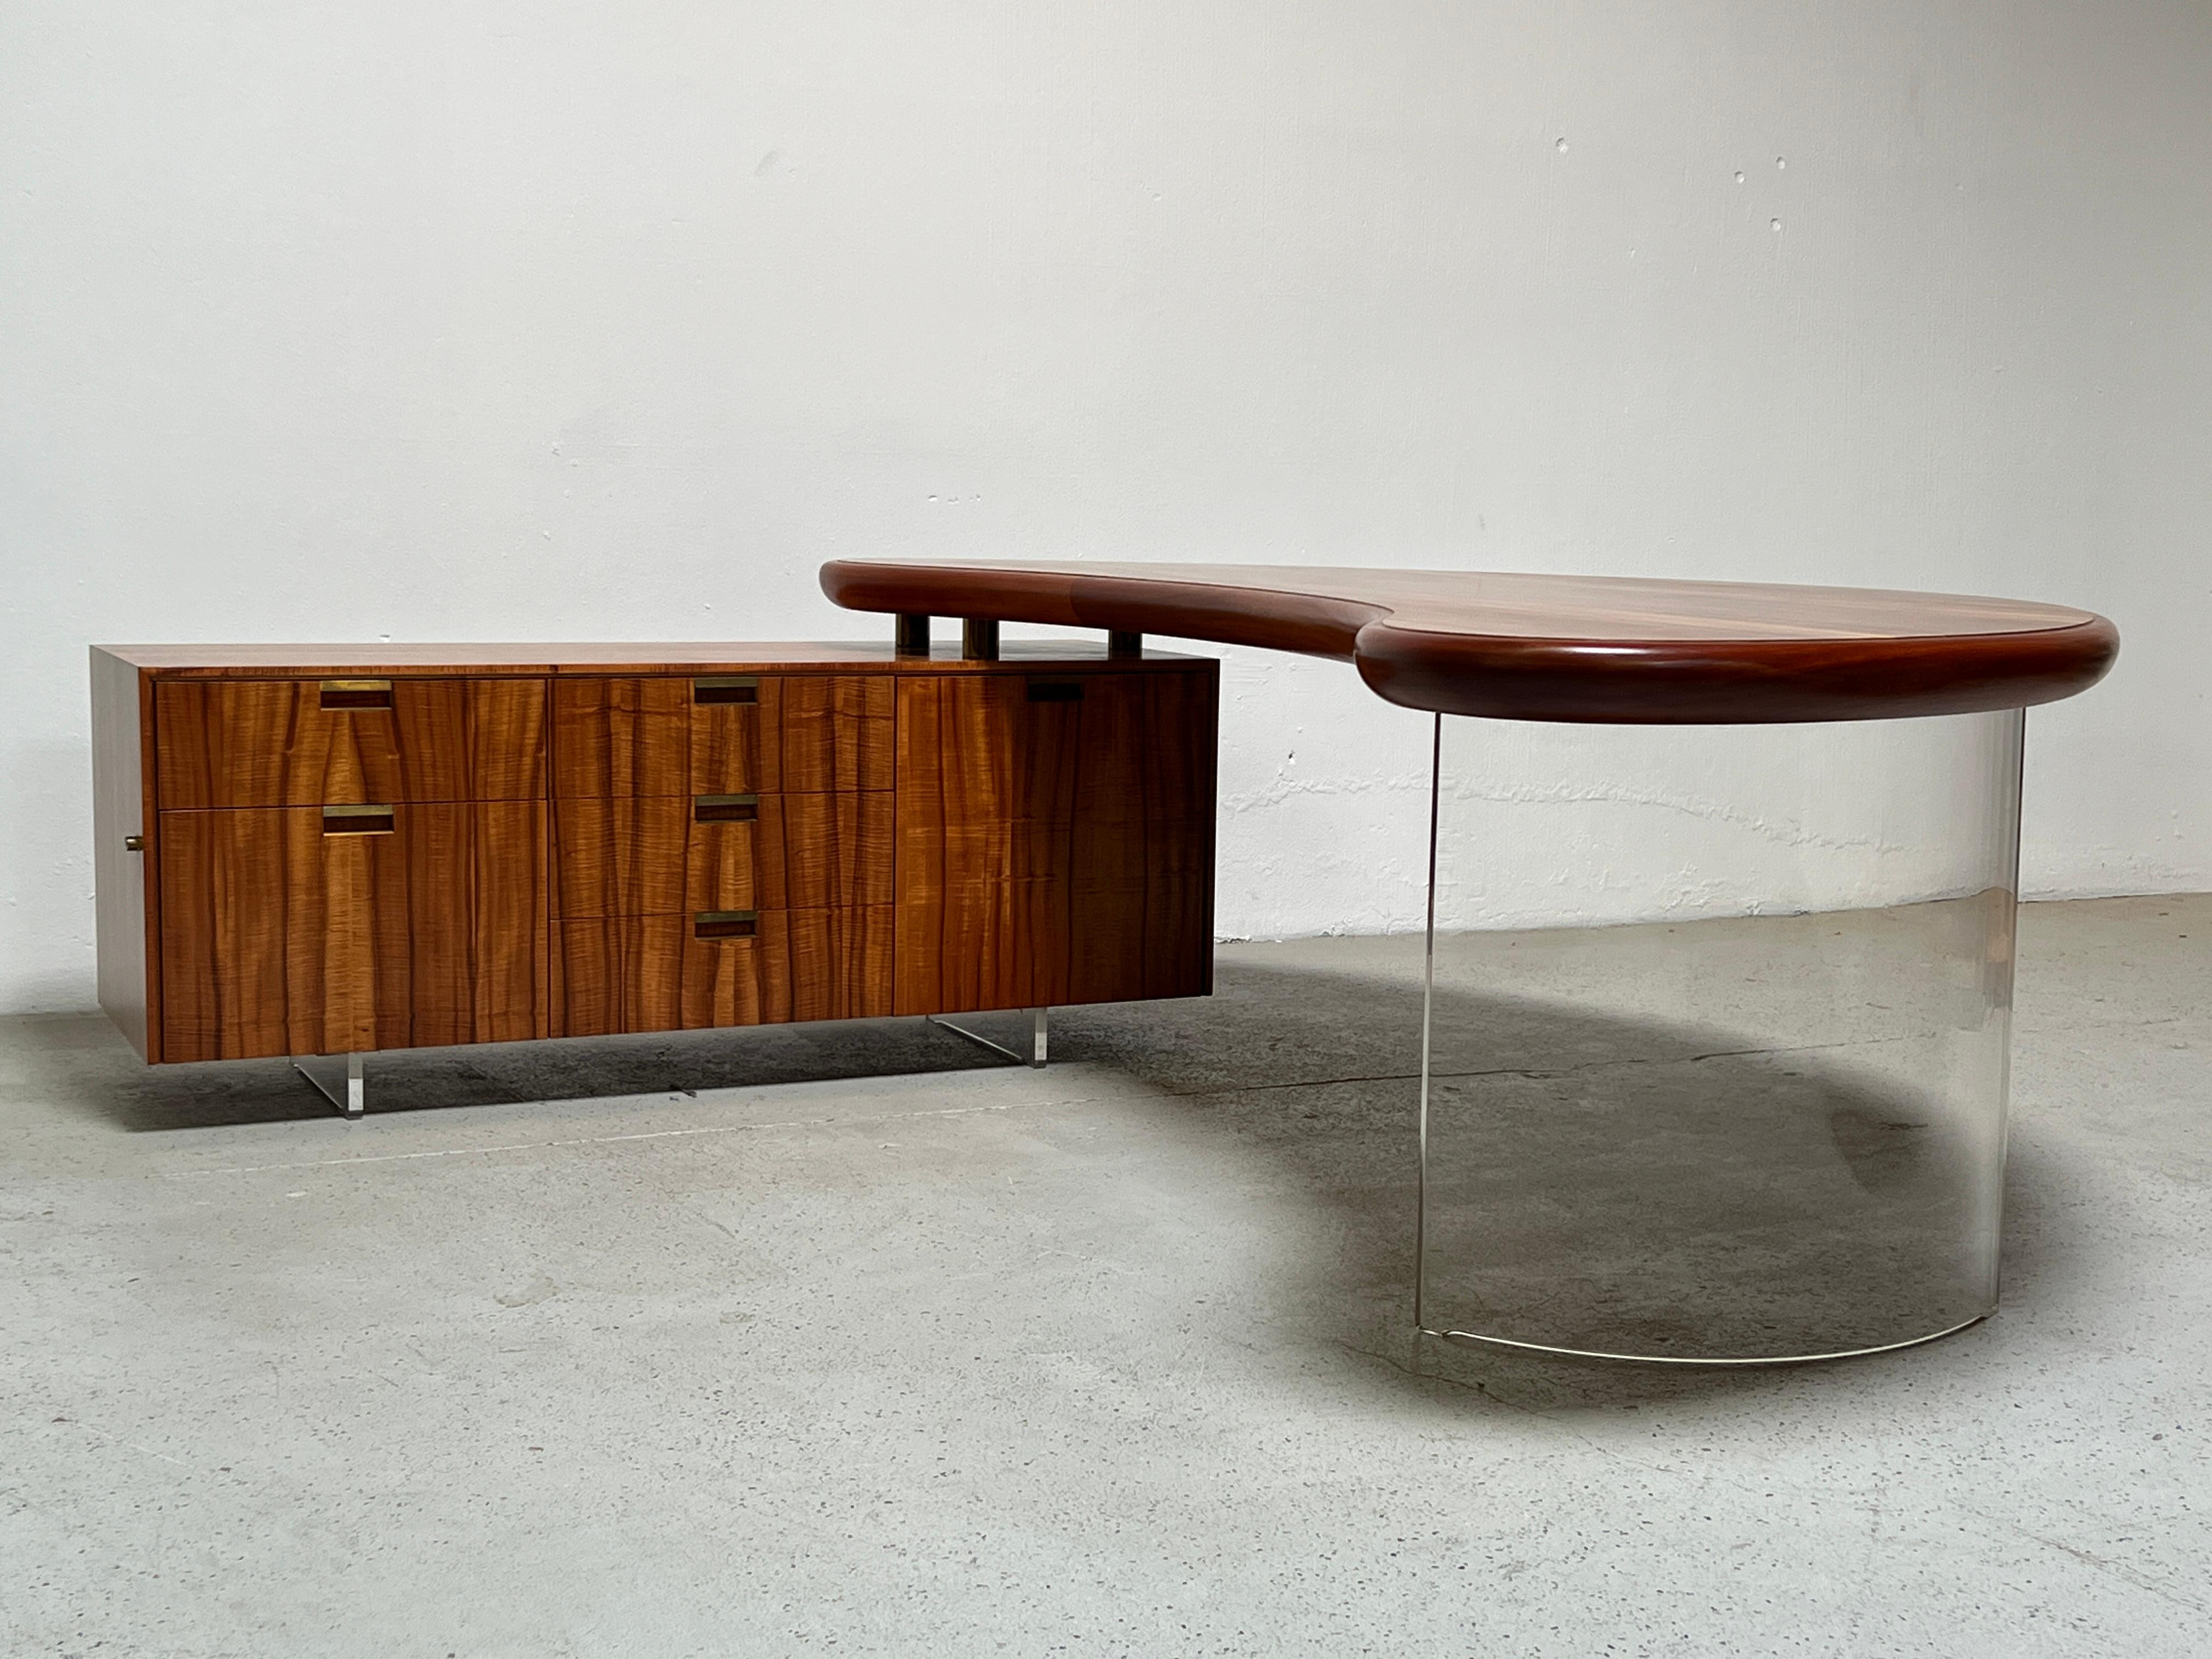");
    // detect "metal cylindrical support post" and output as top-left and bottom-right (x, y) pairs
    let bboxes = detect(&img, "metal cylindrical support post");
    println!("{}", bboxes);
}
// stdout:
(1418, 708), (2026, 1363)
(962, 618), (1000, 661)
(895, 613), (932, 657)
